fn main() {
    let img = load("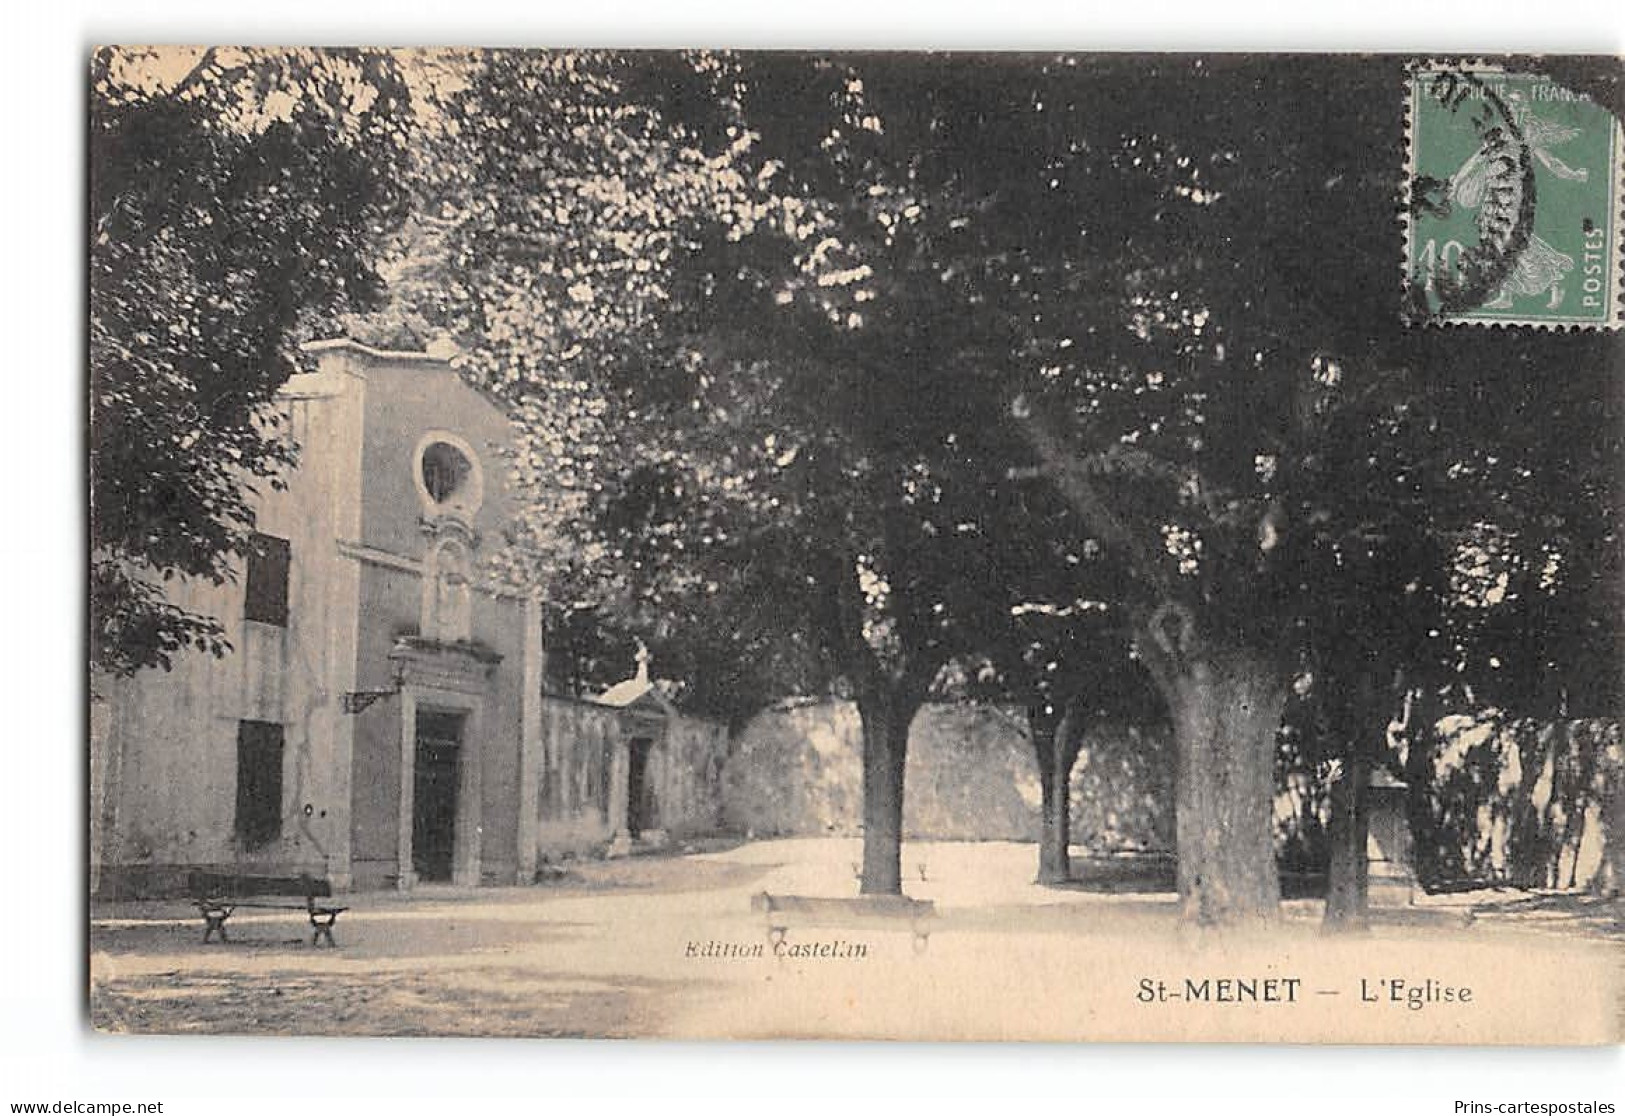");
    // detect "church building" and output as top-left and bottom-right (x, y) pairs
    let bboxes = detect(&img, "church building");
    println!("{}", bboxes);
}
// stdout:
(90, 339), (727, 896)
